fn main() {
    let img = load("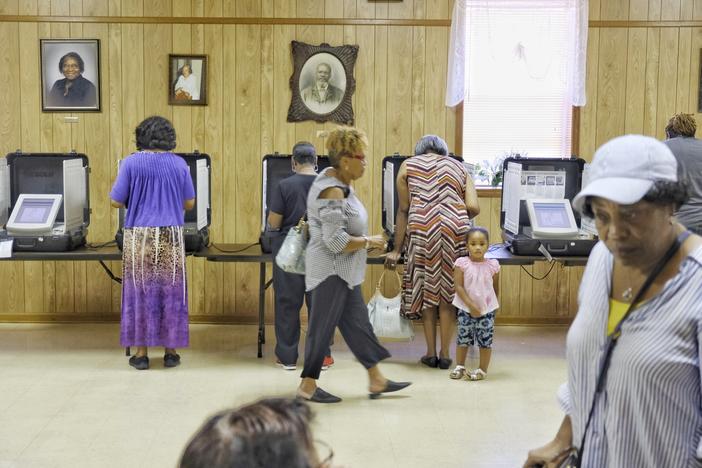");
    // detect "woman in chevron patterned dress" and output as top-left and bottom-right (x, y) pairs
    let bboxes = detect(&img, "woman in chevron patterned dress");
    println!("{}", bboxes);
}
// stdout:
(385, 135), (480, 369)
